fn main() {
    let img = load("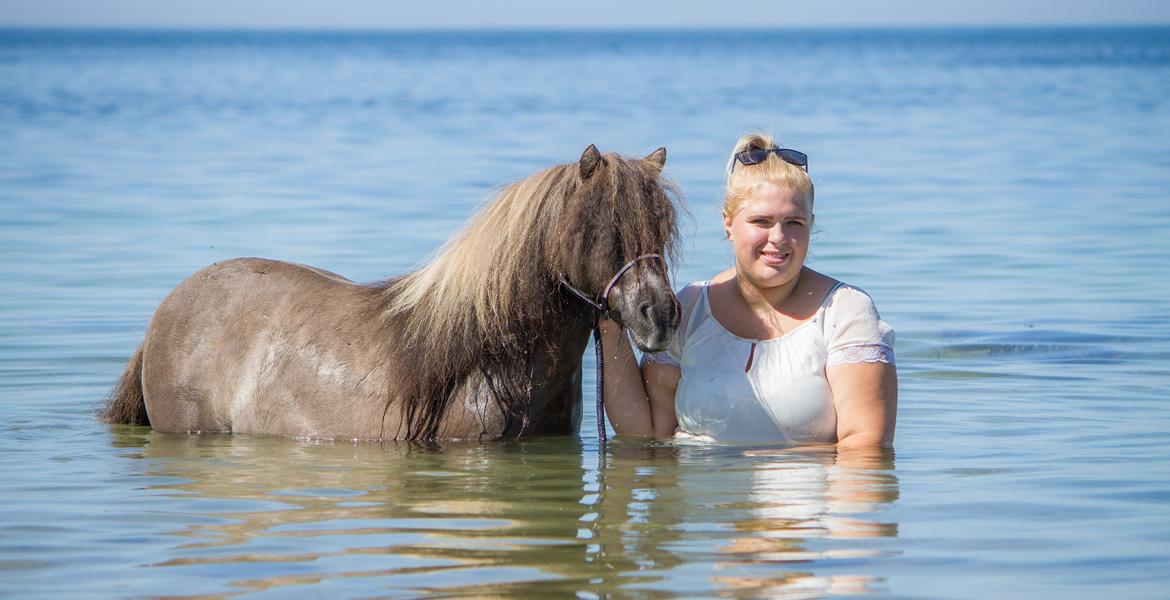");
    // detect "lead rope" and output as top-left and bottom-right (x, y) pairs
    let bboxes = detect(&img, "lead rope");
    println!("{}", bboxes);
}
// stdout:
(593, 325), (607, 446)
(560, 254), (664, 452)
(590, 322), (609, 555)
